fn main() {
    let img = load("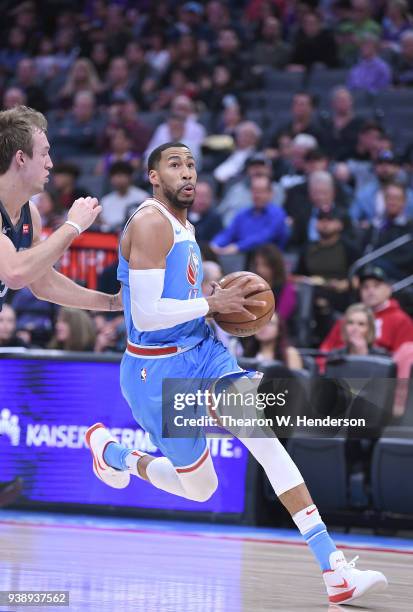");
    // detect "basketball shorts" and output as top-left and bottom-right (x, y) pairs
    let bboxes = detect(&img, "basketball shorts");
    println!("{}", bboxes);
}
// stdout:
(120, 332), (248, 468)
